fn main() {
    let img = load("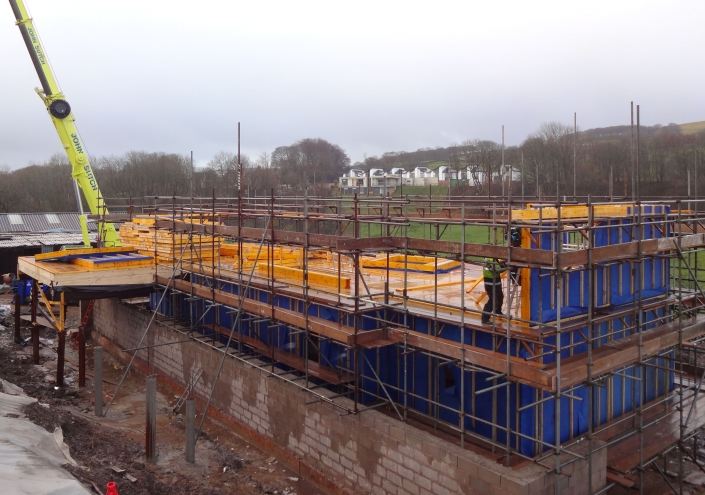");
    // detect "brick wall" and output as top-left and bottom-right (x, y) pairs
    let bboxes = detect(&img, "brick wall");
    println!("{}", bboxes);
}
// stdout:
(93, 299), (606, 495)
